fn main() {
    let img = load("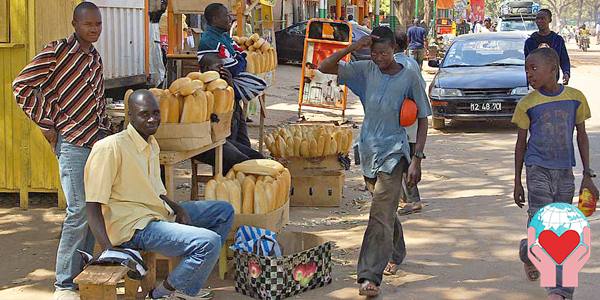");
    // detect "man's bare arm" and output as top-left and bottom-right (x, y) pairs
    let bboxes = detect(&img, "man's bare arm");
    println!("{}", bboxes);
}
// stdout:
(86, 202), (113, 251)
